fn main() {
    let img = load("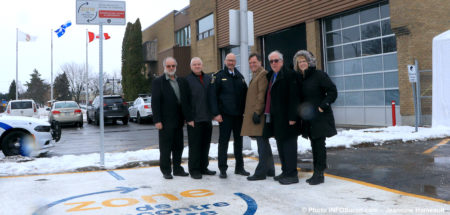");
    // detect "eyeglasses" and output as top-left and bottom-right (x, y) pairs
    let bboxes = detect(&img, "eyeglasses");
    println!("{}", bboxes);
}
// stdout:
(269, 59), (281, 64)
(166, 65), (176, 68)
